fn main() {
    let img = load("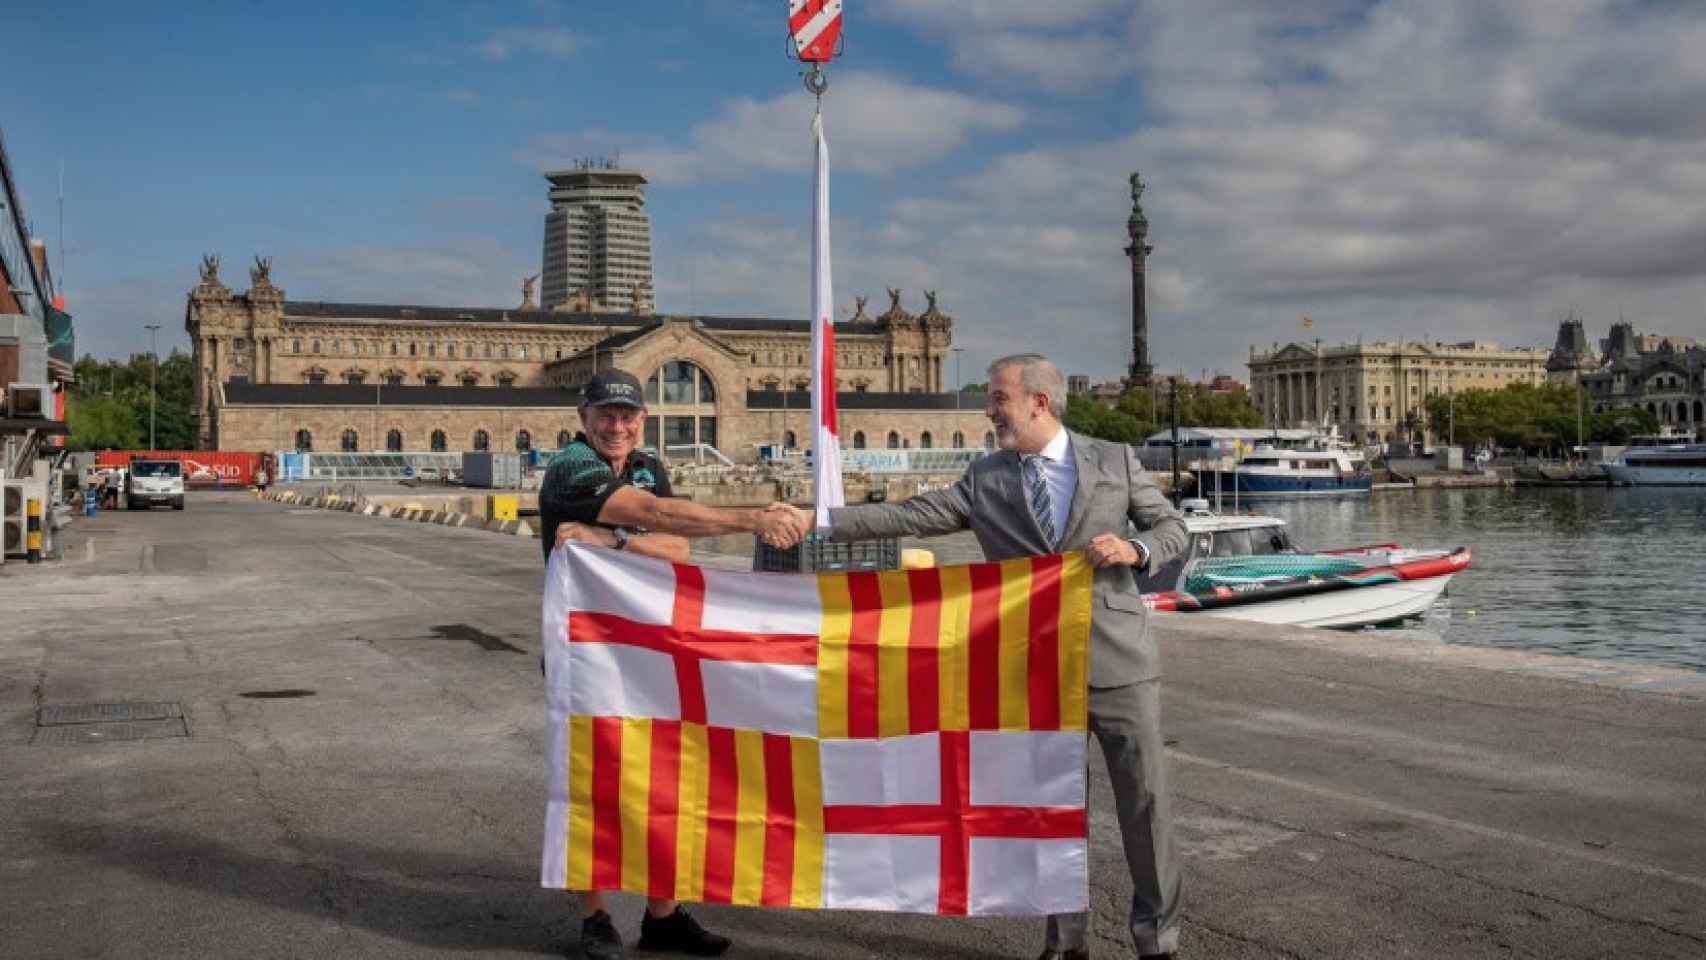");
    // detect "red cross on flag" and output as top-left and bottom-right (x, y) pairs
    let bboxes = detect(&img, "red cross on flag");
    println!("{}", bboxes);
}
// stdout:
(541, 545), (1094, 915)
